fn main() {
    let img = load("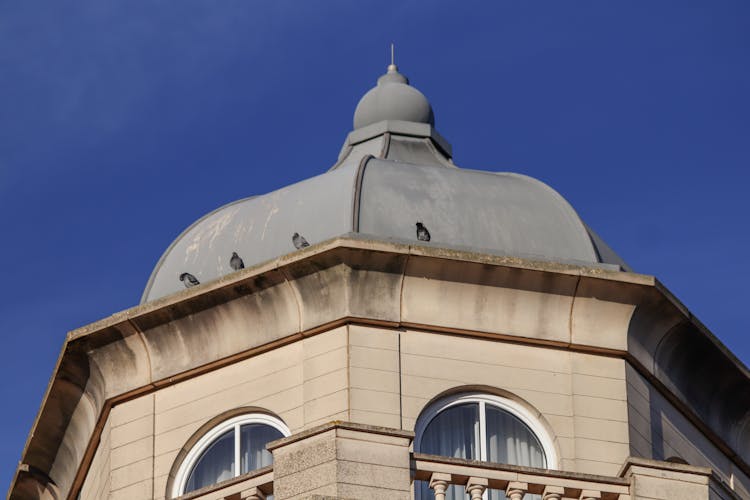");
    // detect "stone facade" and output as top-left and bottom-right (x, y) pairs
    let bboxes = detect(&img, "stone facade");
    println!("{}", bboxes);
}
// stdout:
(10, 238), (750, 499)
